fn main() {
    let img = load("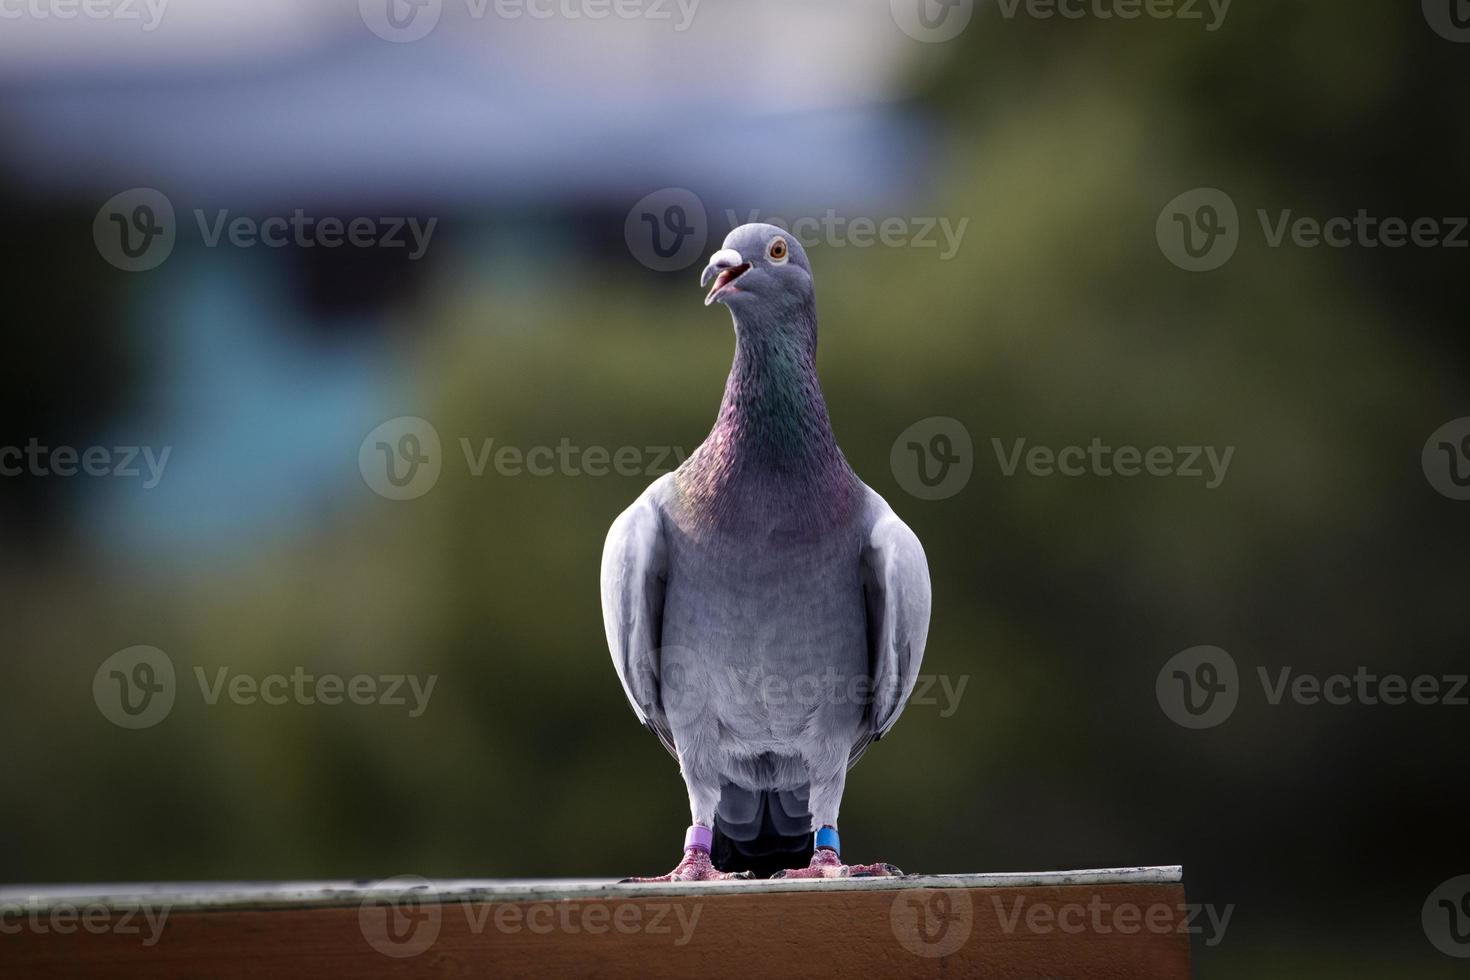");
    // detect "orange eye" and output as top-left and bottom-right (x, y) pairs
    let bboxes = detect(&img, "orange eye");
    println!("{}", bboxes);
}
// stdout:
(768, 237), (788, 262)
